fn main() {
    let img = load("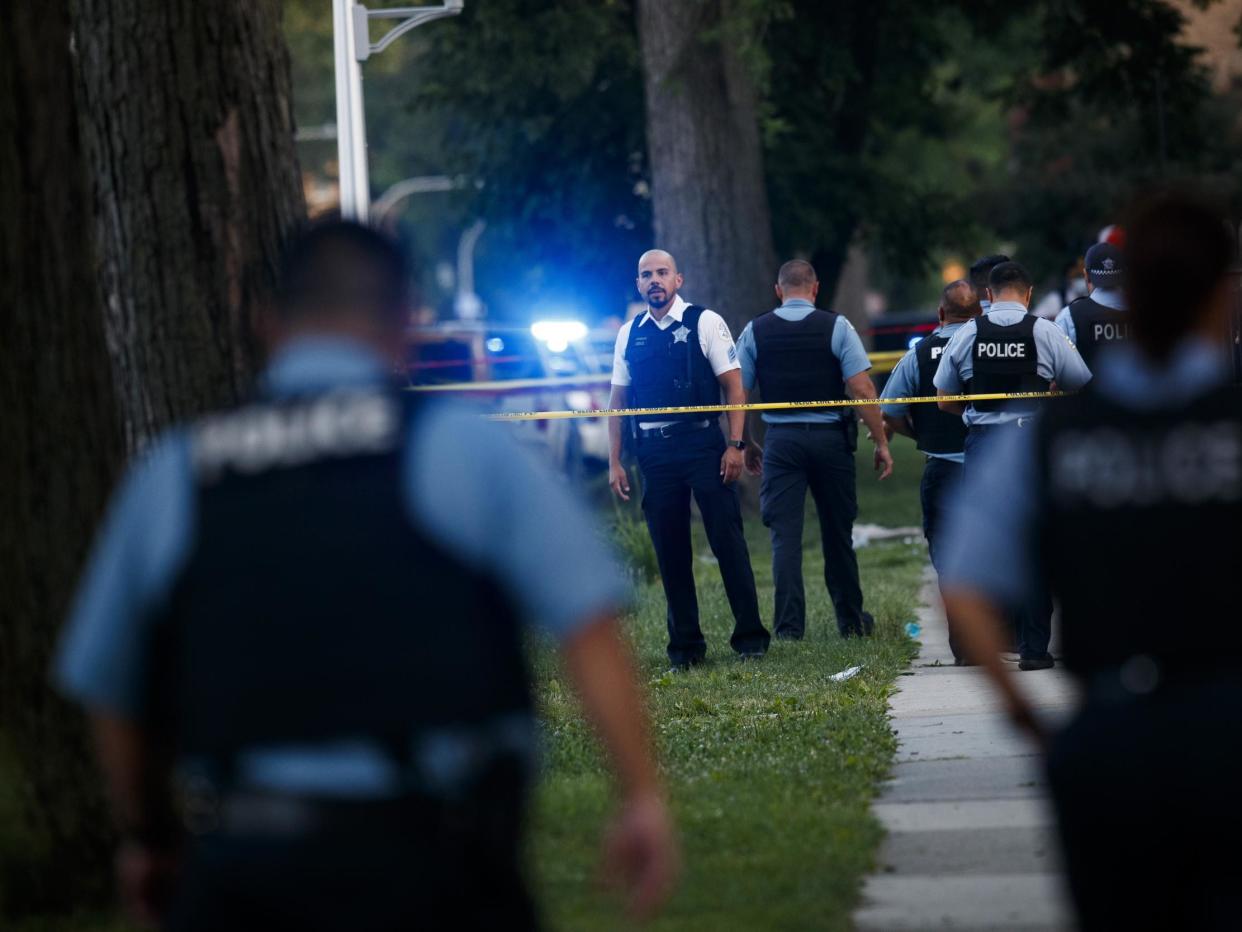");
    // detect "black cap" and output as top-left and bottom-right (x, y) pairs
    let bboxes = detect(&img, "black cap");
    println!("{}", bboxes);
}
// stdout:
(1084, 242), (1123, 287)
